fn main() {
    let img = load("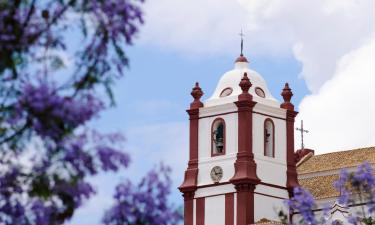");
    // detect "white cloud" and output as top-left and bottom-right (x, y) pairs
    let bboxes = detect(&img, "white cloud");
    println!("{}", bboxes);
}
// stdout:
(140, 0), (375, 154)
(296, 37), (375, 153)
(140, 0), (375, 92)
